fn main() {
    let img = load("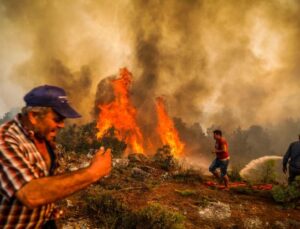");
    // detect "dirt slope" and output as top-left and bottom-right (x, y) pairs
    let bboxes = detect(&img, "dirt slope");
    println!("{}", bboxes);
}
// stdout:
(57, 157), (300, 229)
